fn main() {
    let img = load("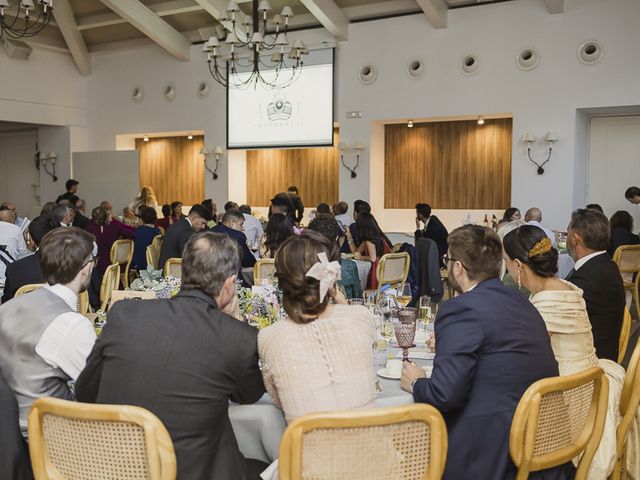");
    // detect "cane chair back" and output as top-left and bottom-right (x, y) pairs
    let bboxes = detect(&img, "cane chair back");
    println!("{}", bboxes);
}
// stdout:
(375, 252), (410, 300)
(100, 264), (121, 312)
(110, 239), (134, 288)
(618, 307), (632, 364)
(163, 258), (181, 280)
(14, 283), (44, 297)
(253, 259), (276, 285)
(613, 245), (640, 320)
